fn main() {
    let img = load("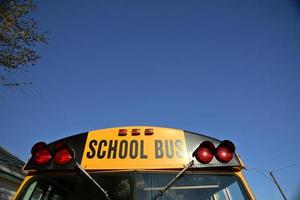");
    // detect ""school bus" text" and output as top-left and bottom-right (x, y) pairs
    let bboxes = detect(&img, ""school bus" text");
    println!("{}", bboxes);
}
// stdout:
(86, 139), (184, 159)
